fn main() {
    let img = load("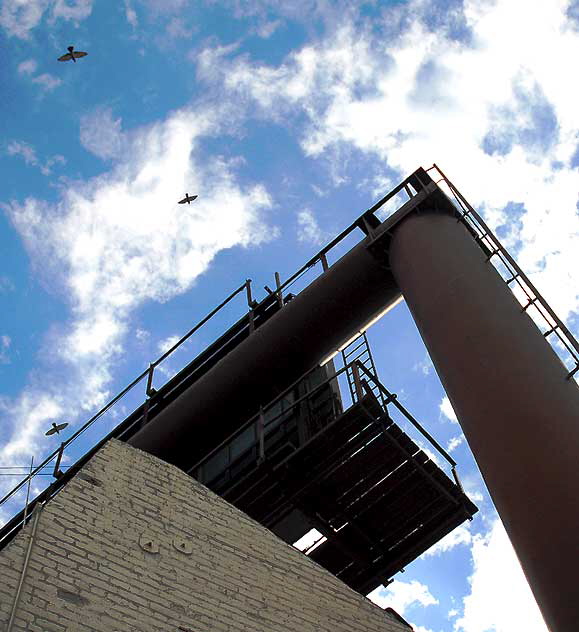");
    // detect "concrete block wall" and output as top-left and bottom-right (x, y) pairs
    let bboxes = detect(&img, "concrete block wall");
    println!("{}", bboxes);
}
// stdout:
(0, 439), (409, 632)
